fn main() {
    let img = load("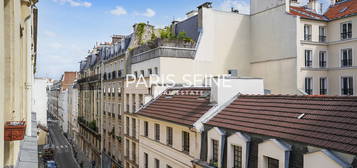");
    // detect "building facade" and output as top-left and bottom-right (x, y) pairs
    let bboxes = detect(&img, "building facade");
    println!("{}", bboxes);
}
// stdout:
(0, 0), (38, 167)
(68, 84), (79, 146)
